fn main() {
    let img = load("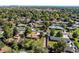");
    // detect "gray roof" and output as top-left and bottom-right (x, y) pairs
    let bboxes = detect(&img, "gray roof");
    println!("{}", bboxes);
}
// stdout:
(49, 25), (64, 30)
(17, 24), (26, 27)
(49, 36), (69, 42)
(73, 24), (79, 27)
(62, 22), (69, 24)
(64, 47), (75, 53)
(67, 26), (76, 30)
(75, 22), (79, 25)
